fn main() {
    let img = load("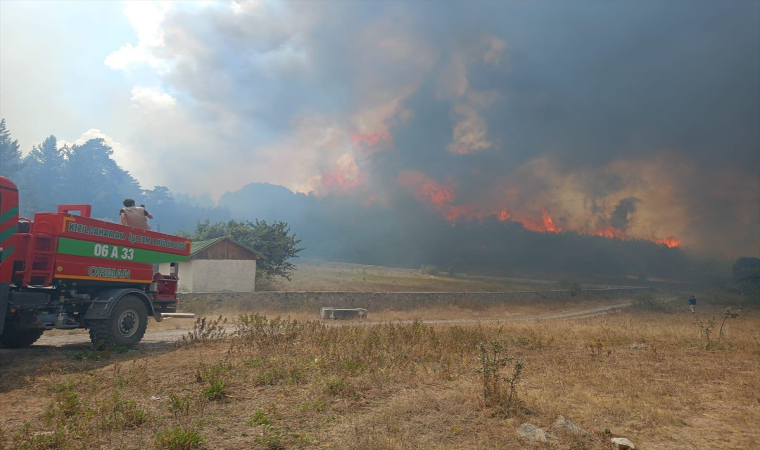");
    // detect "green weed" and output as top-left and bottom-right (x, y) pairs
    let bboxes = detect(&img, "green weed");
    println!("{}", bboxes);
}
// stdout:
(154, 427), (205, 450)
(247, 409), (271, 426)
(476, 340), (524, 413)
